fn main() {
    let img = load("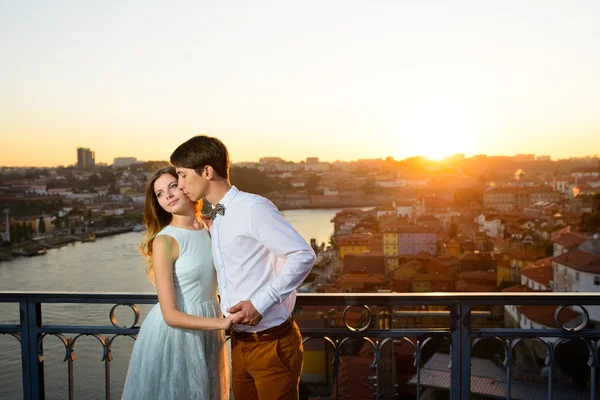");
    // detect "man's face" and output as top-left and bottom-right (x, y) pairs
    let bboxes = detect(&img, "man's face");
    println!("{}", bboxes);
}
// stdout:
(175, 167), (208, 202)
